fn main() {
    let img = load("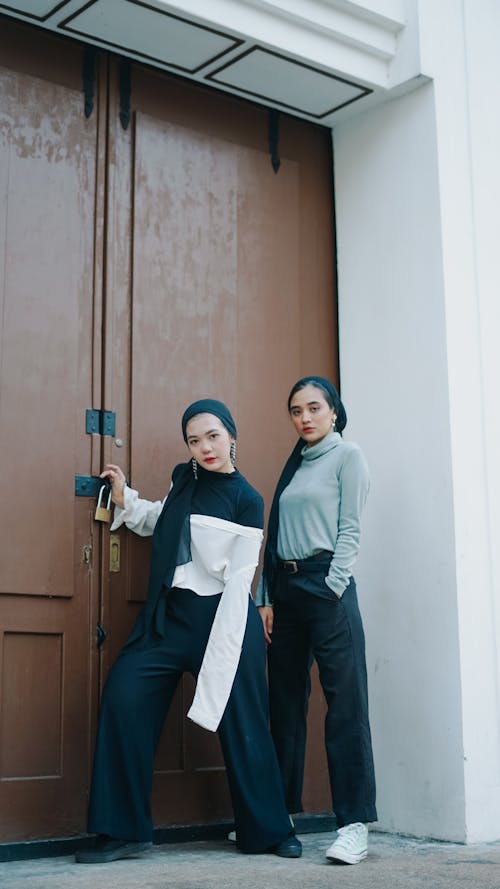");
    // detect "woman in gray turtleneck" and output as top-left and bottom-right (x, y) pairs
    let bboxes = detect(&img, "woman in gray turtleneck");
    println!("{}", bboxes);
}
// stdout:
(256, 376), (377, 866)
